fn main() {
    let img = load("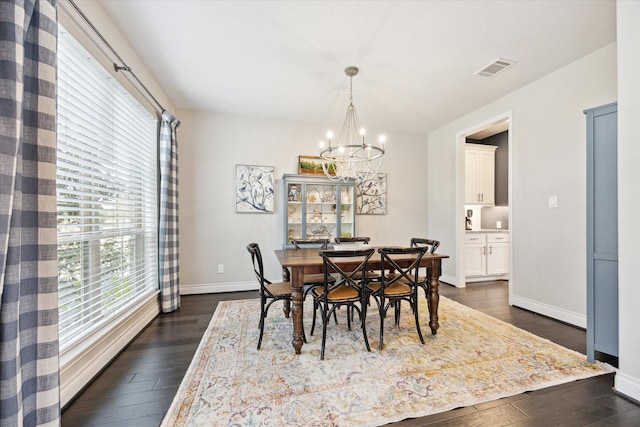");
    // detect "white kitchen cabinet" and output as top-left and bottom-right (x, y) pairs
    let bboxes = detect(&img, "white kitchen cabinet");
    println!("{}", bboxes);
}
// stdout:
(465, 143), (497, 205)
(486, 234), (509, 275)
(464, 234), (486, 276)
(465, 232), (509, 281)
